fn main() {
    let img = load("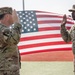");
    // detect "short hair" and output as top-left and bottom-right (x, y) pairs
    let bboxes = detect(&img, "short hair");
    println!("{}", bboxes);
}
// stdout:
(0, 14), (6, 20)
